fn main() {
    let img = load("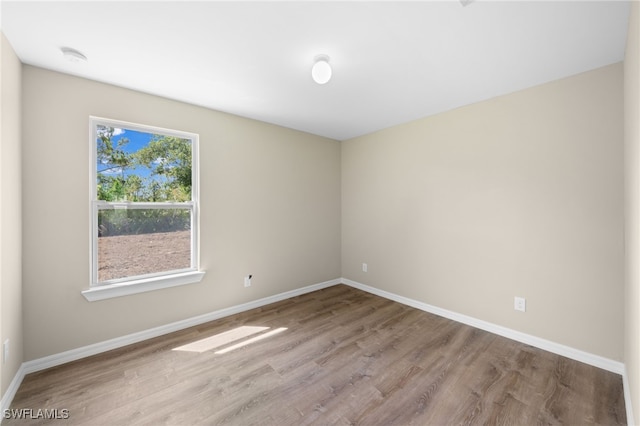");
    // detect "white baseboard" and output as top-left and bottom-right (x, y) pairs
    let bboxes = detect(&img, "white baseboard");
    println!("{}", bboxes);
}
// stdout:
(23, 278), (340, 375)
(0, 363), (25, 419)
(341, 278), (625, 375)
(623, 366), (636, 426)
(342, 279), (638, 425)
